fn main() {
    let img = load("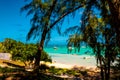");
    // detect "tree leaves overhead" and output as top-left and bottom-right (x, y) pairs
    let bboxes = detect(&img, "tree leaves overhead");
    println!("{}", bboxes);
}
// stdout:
(67, 34), (83, 52)
(21, 0), (87, 70)
(21, 0), (120, 77)
(62, 0), (120, 79)
(21, 0), (85, 43)
(73, 0), (120, 79)
(63, 26), (80, 35)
